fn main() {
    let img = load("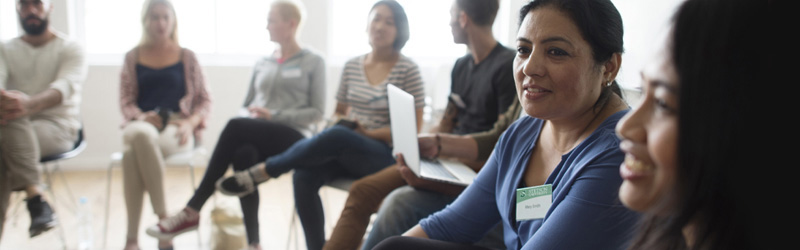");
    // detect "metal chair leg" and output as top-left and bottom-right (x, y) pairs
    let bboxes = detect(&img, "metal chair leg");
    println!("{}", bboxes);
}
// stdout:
(42, 162), (68, 250)
(102, 160), (114, 250)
